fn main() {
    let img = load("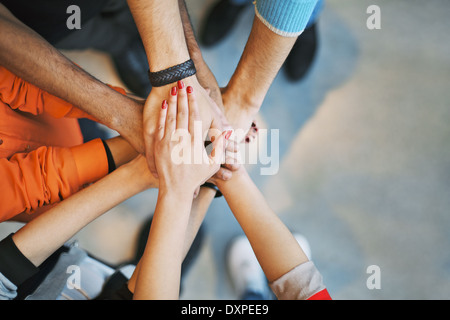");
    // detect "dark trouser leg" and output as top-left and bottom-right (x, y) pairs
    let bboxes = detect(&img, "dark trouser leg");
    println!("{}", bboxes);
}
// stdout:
(55, 0), (151, 97)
